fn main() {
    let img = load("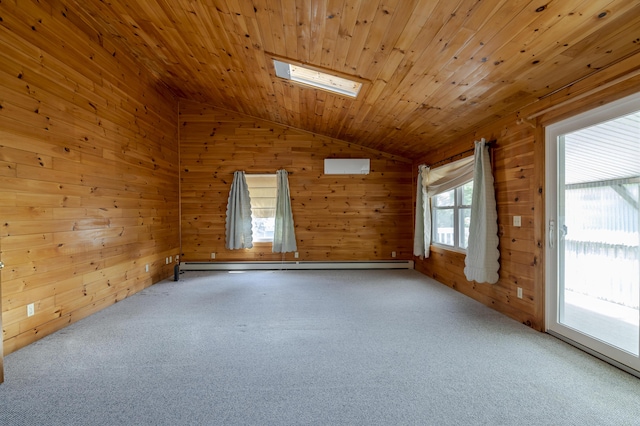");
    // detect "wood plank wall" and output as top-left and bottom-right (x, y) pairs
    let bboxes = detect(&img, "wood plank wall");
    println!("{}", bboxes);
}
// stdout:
(413, 53), (640, 331)
(179, 99), (413, 262)
(0, 1), (180, 360)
